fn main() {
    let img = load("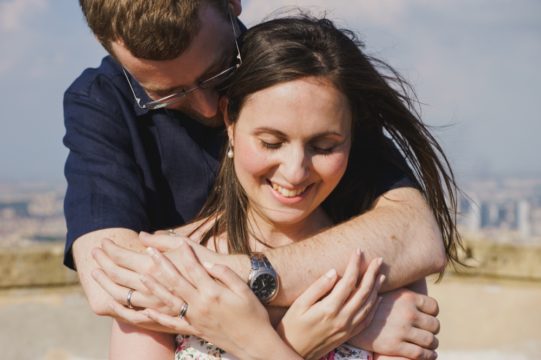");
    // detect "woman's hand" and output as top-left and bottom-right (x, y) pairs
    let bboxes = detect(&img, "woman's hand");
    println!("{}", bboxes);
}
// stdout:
(277, 250), (385, 360)
(140, 240), (302, 360)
